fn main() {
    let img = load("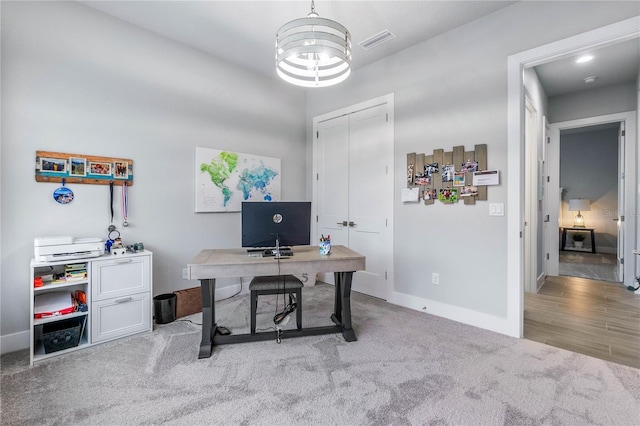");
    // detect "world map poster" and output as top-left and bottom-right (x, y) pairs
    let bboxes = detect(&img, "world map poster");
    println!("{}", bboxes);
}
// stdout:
(195, 147), (281, 212)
